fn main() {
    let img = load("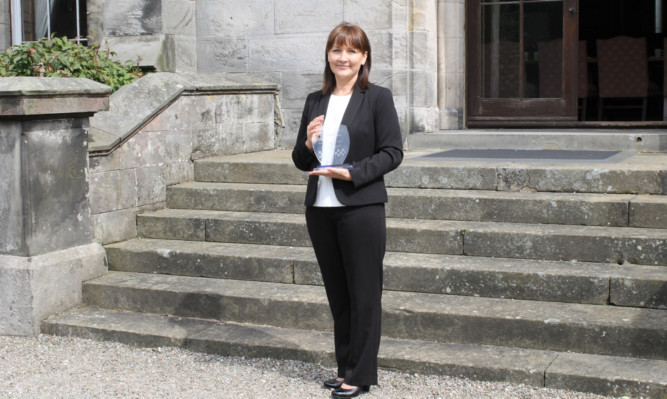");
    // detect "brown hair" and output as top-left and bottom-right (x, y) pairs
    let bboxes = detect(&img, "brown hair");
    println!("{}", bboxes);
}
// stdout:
(321, 22), (372, 94)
